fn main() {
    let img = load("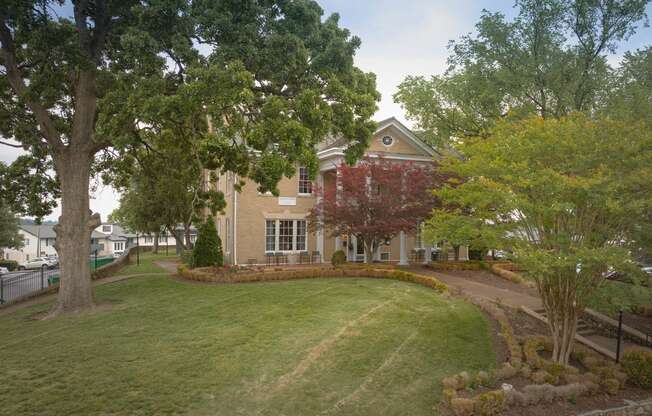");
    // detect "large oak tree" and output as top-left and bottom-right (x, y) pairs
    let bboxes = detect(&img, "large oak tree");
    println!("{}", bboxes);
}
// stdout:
(0, 0), (378, 315)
